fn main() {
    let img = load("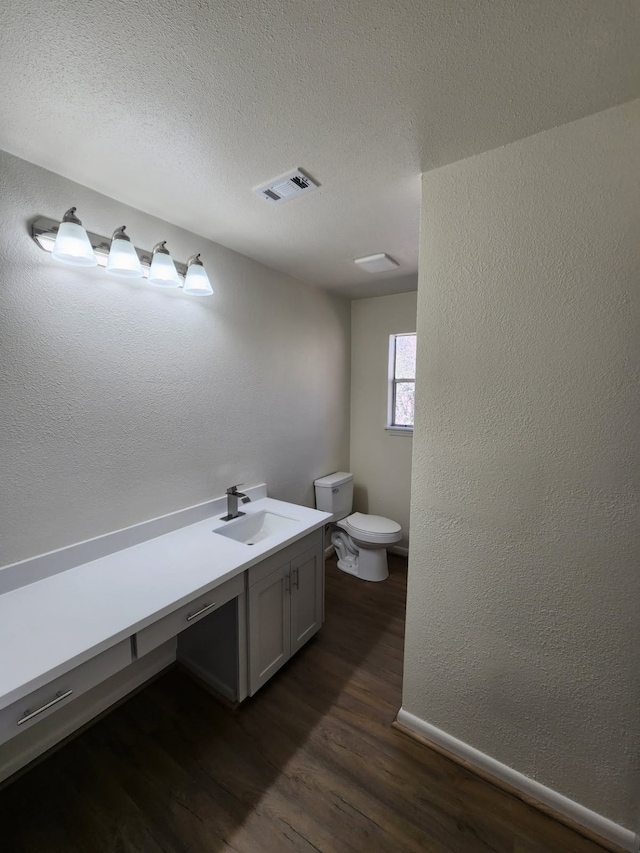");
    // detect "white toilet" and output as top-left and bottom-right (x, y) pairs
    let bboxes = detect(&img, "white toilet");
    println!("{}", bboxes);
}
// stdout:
(314, 472), (401, 582)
